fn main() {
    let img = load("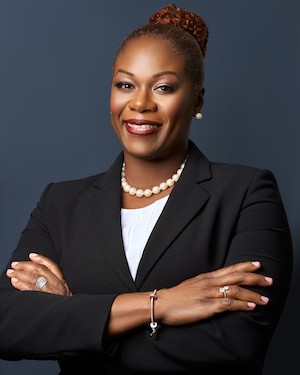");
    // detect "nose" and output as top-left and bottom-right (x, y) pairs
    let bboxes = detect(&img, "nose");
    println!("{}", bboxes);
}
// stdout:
(128, 88), (157, 113)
